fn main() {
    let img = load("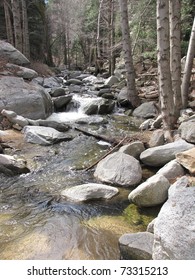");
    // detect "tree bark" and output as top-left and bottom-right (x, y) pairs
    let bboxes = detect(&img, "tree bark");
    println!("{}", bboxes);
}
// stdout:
(11, 0), (22, 52)
(21, 0), (30, 58)
(97, 0), (104, 58)
(181, 17), (195, 108)
(119, 0), (140, 108)
(157, 0), (174, 141)
(3, 0), (14, 45)
(169, 0), (182, 117)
